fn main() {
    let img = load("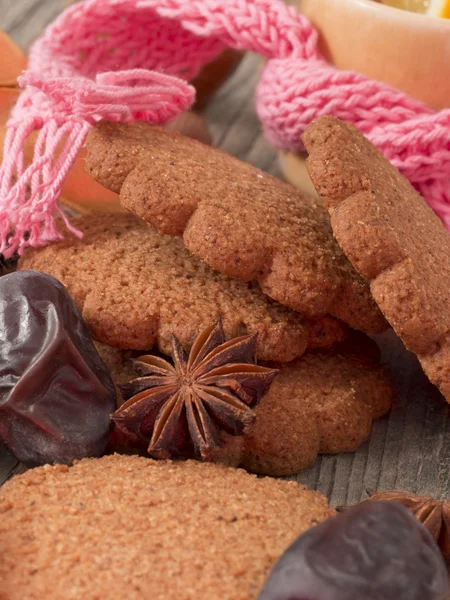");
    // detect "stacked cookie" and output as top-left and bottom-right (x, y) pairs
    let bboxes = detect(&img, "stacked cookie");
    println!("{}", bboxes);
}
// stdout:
(20, 119), (396, 476)
(304, 116), (450, 403)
